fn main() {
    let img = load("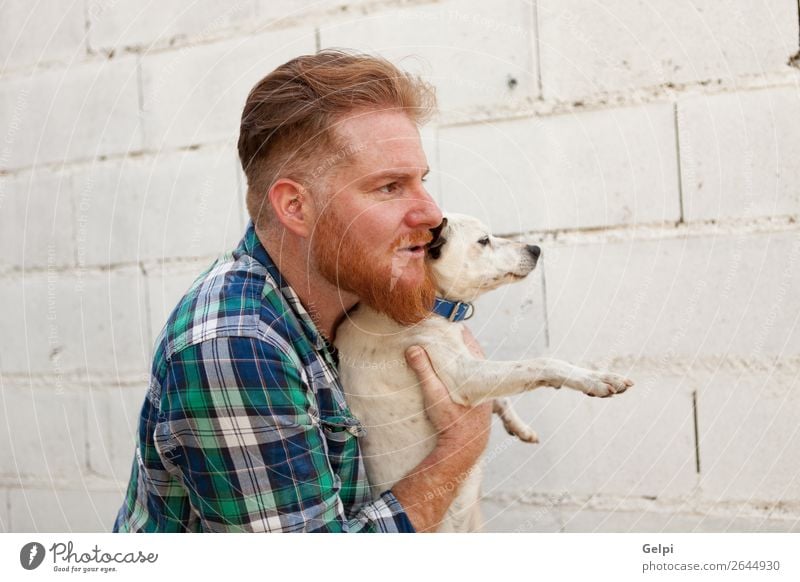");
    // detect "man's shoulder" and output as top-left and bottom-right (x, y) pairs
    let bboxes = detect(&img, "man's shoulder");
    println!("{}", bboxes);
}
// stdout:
(154, 250), (293, 364)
